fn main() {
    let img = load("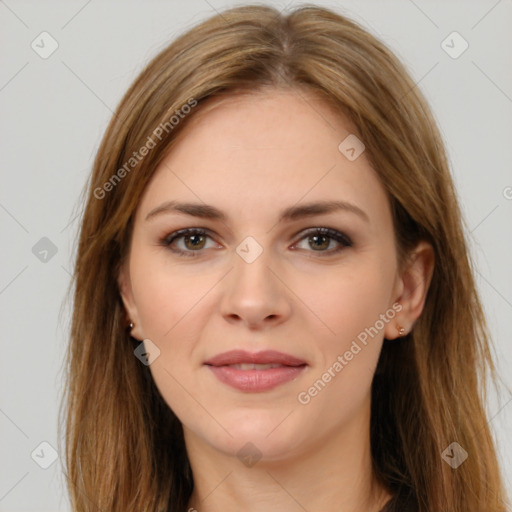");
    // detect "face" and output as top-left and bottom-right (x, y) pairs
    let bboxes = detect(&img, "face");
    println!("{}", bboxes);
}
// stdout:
(118, 89), (409, 463)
